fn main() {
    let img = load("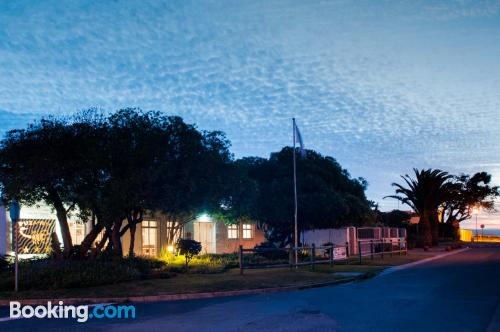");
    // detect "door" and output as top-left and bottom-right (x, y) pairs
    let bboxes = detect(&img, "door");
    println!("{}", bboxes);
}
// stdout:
(193, 222), (216, 253)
